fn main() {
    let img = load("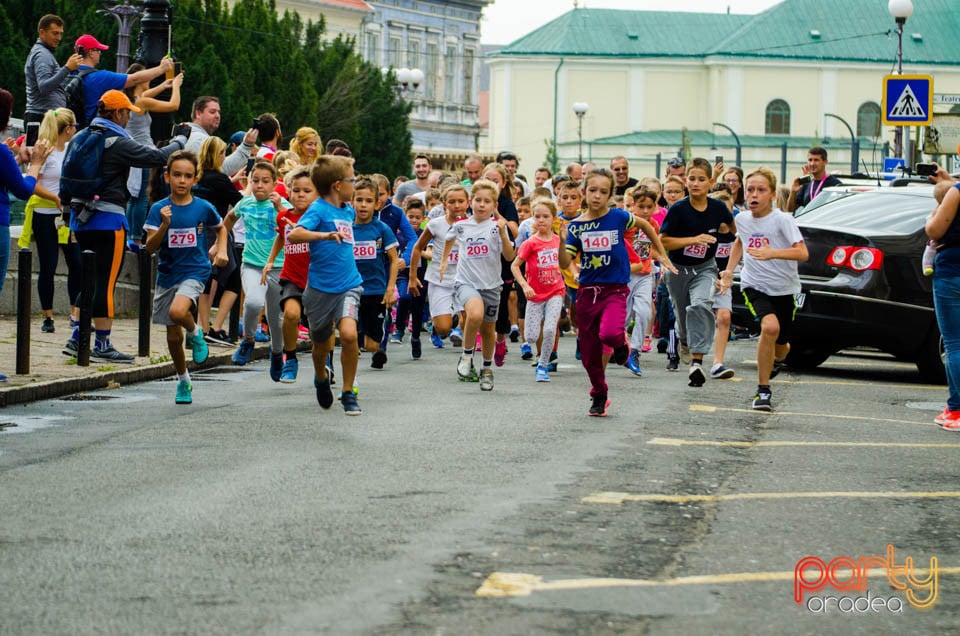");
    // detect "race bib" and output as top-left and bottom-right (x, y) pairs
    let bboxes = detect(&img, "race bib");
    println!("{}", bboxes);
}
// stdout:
(168, 227), (197, 249)
(581, 230), (617, 253)
(746, 235), (770, 250)
(448, 249), (459, 264)
(354, 241), (377, 260)
(463, 242), (490, 259)
(682, 243), (708, 259)
(335, 219), (354, 244)
(715, 243), (732, 259)
(538, 248), (559, 267)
